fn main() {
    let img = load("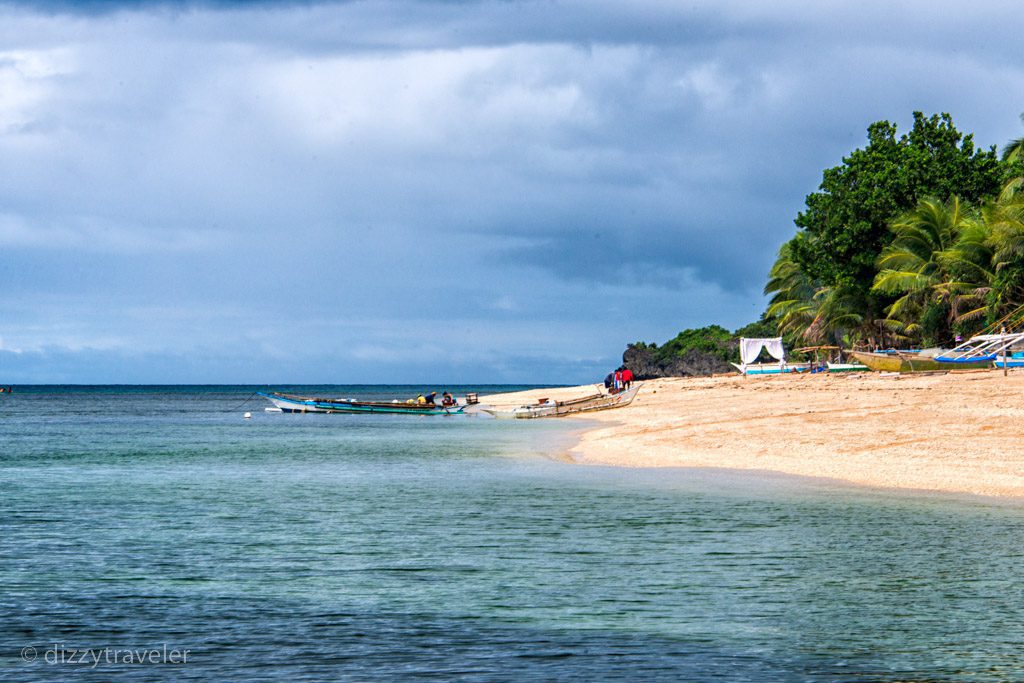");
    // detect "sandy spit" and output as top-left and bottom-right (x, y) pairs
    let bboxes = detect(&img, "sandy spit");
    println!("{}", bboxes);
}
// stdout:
(479, 372), (1024, 498)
